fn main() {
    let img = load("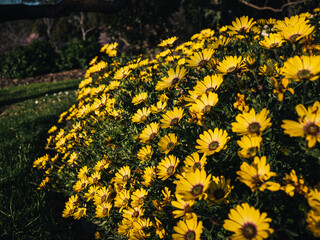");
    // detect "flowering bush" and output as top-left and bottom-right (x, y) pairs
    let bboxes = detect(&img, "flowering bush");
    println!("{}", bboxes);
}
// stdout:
(34, 10), (320, 240)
